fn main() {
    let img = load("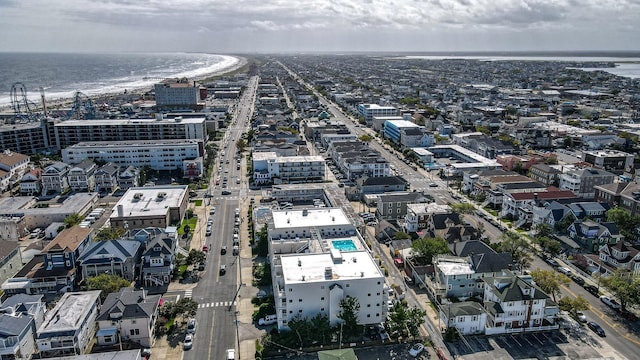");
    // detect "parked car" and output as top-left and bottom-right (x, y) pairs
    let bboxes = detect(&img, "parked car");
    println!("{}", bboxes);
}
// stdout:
(587, 321), (606, 337)
(545, 258), (559, 267)
(184, 333), (193, 350)
(219, 264), (226, 275)
(557, 267), (572, 276)
(226, 348), (236, 360)
(409, 343), (425, 357)
(575, 311), (587, 323)
(198, 262), (205, 271)
(600, 296), (621, 310)
(222, 190), (232, 195)
(571, 275), (585, 286)
(258, 314), (277, 326)
(583, 284), (599, 296)
(187, 318), (197, 333)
